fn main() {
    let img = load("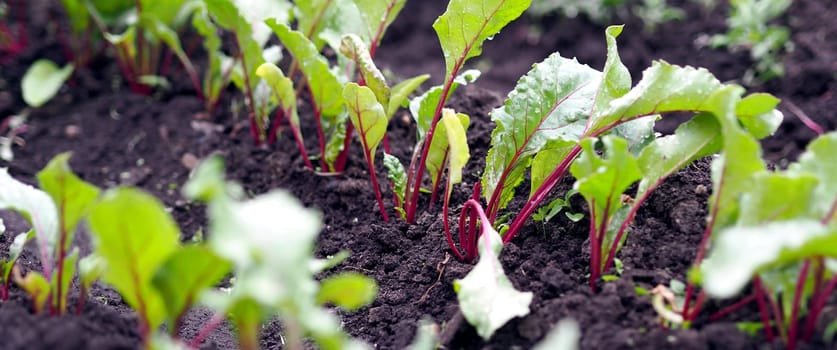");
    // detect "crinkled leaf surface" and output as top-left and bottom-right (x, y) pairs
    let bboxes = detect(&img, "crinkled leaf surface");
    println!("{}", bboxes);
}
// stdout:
(0, 168), (58, 267)
(89, 188), (179, 330)
(152, 245), (231, 327)
(482, 53), (598, 210)
(454, 224), (532, 340)
(433, 0), (531, 79)
(22, 59), (73, 108)
(36, 153), (100, 252)
(316, 272), (377, 311)
(340, 34), (389, 107)
(702, 220), (837, 298)
(343, 83), (388, 157)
